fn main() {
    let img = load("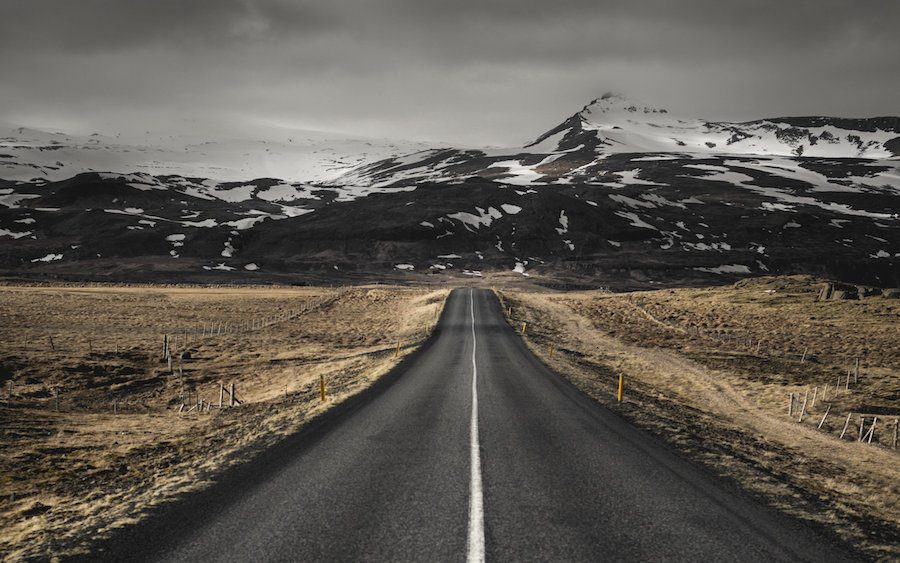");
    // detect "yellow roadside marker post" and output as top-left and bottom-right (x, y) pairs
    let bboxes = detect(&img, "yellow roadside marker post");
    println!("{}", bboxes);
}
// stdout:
(522, 322), (527, 334)
(617, 375), (624, 402)
(508, 307), (512, 316)
(320, 375), (326, 402)
(395, 342), (400, 358)
(549, 344), (554, 358)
